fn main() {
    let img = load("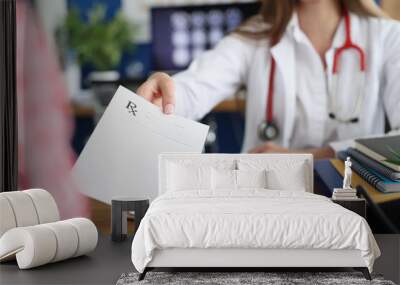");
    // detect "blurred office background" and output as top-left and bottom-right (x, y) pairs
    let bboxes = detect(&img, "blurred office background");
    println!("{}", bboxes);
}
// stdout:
(15, 0), (400, 219)
(59, 0), (260, 156)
